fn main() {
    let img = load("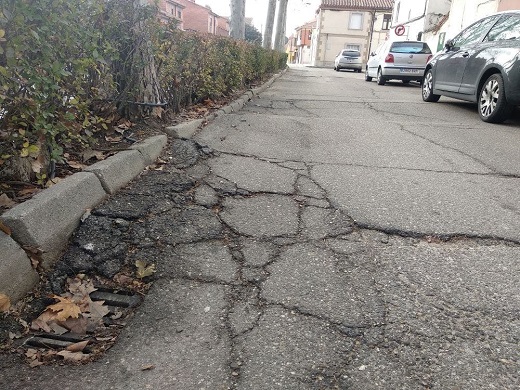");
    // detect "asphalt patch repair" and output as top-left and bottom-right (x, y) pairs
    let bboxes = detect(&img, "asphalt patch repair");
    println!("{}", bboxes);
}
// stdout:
(0, 139), (216, 366)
